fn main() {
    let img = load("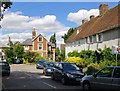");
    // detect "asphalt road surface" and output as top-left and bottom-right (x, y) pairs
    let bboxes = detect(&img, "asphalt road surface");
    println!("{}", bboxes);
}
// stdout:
(2, 64), (82, 91)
